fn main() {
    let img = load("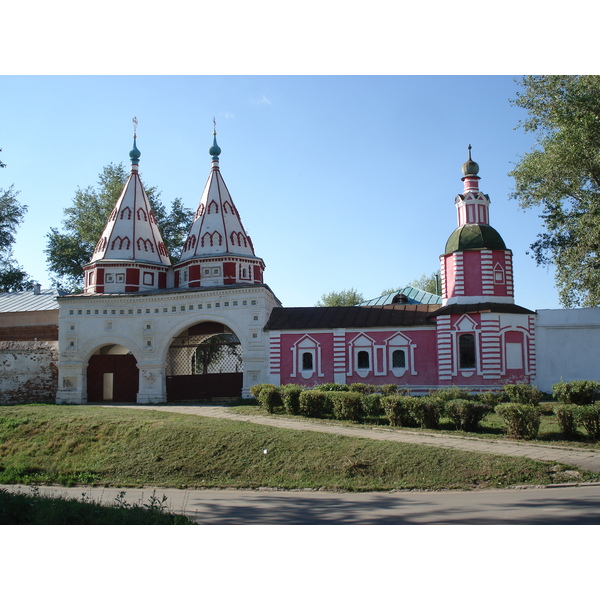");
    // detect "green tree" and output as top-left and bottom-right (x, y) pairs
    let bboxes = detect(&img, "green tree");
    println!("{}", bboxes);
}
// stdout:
(316, 288), (365, 307)
(509, 75), (600, 307)
(381, 271), (441, 296)
(0, 154), (34, 292)
(46, 163), (194, 292)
